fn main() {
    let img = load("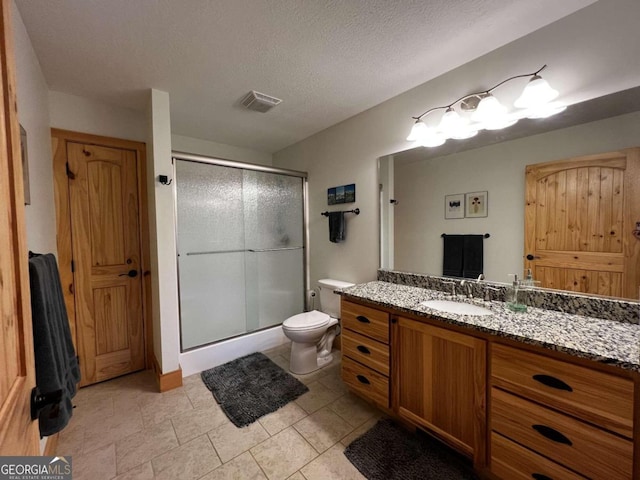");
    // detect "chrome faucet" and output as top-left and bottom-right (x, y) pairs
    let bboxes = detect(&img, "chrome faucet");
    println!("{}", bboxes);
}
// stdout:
(460, 280), (473, 298)
(483, 286), (501, 302)
(442, 281), (457, 296)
